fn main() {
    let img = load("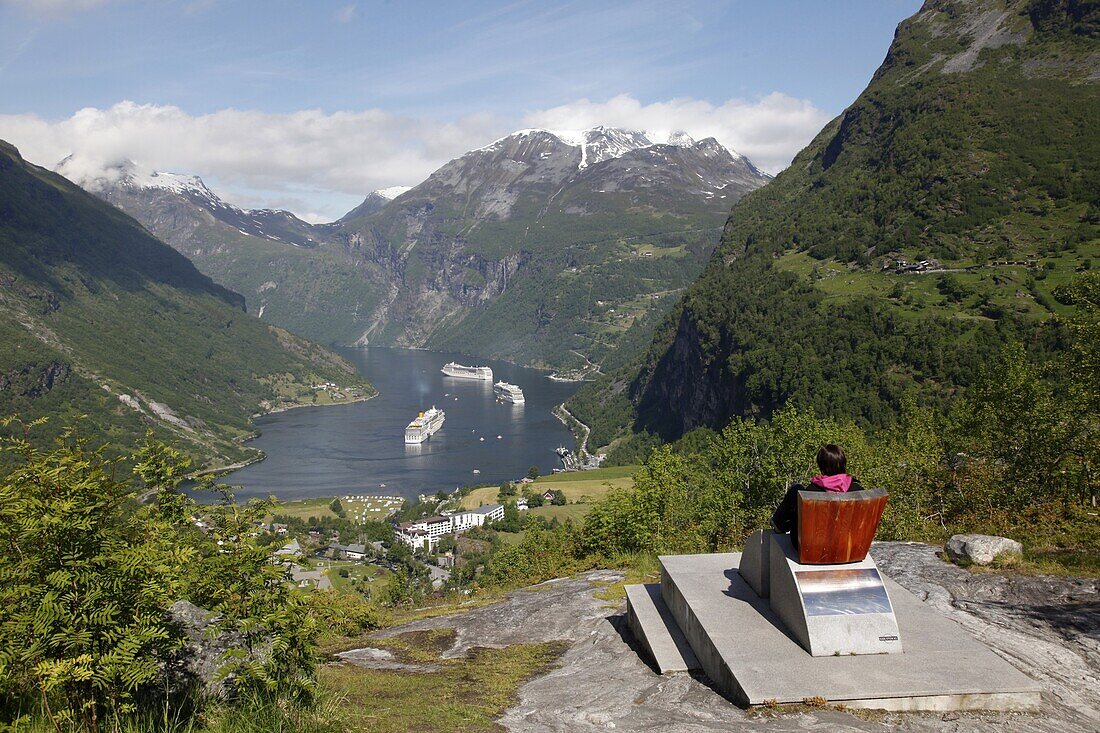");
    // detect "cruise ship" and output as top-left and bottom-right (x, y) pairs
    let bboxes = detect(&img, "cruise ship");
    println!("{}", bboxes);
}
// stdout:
(405, 407), (445, 444)
(494, 381), (525, 404)
(441, 362), (493, 381)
